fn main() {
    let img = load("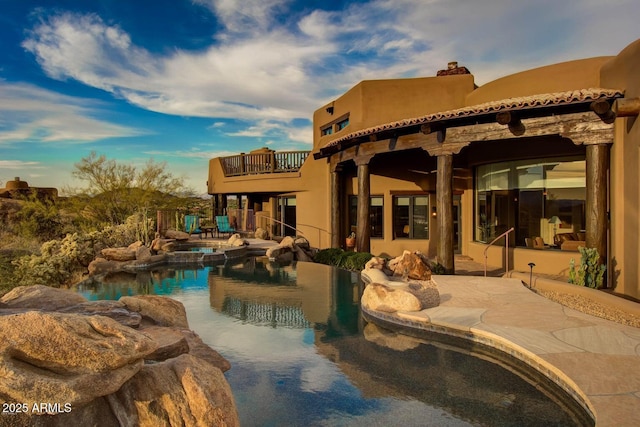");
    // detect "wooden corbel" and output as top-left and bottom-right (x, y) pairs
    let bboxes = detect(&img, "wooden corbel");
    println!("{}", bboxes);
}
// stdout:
(496, 111), (525, 136)
(590, 99), (616, 123)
